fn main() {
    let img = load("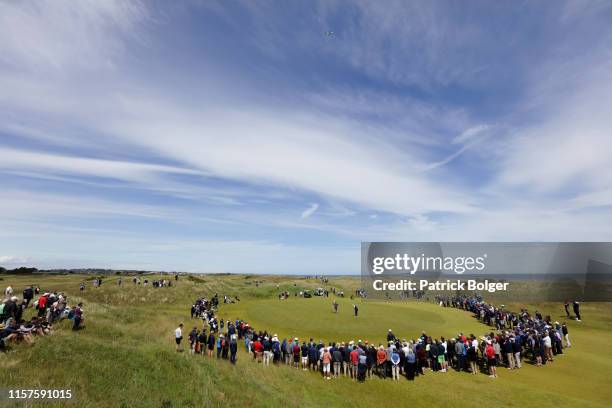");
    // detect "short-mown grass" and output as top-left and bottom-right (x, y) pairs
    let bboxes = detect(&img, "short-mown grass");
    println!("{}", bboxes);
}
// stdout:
(1, 273), (611, 408)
